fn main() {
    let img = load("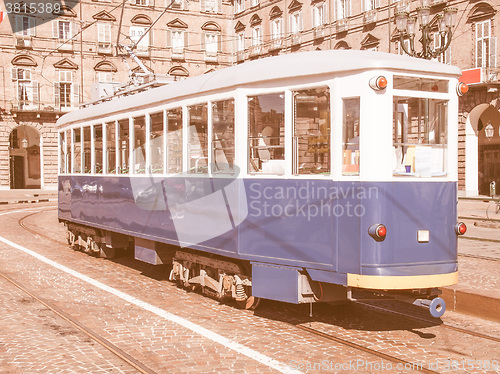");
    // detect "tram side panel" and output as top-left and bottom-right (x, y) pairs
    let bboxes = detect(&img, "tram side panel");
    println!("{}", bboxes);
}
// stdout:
(359, 181), (457, 278)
